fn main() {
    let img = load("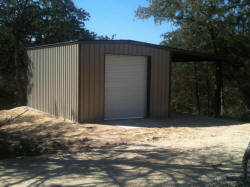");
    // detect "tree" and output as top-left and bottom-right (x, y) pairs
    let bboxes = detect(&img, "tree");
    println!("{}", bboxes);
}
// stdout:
(136, 0), (250, 119)
(31, 0), (96, 45)
(0, 0), (40, 107)
(0, 0), (109, 109)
